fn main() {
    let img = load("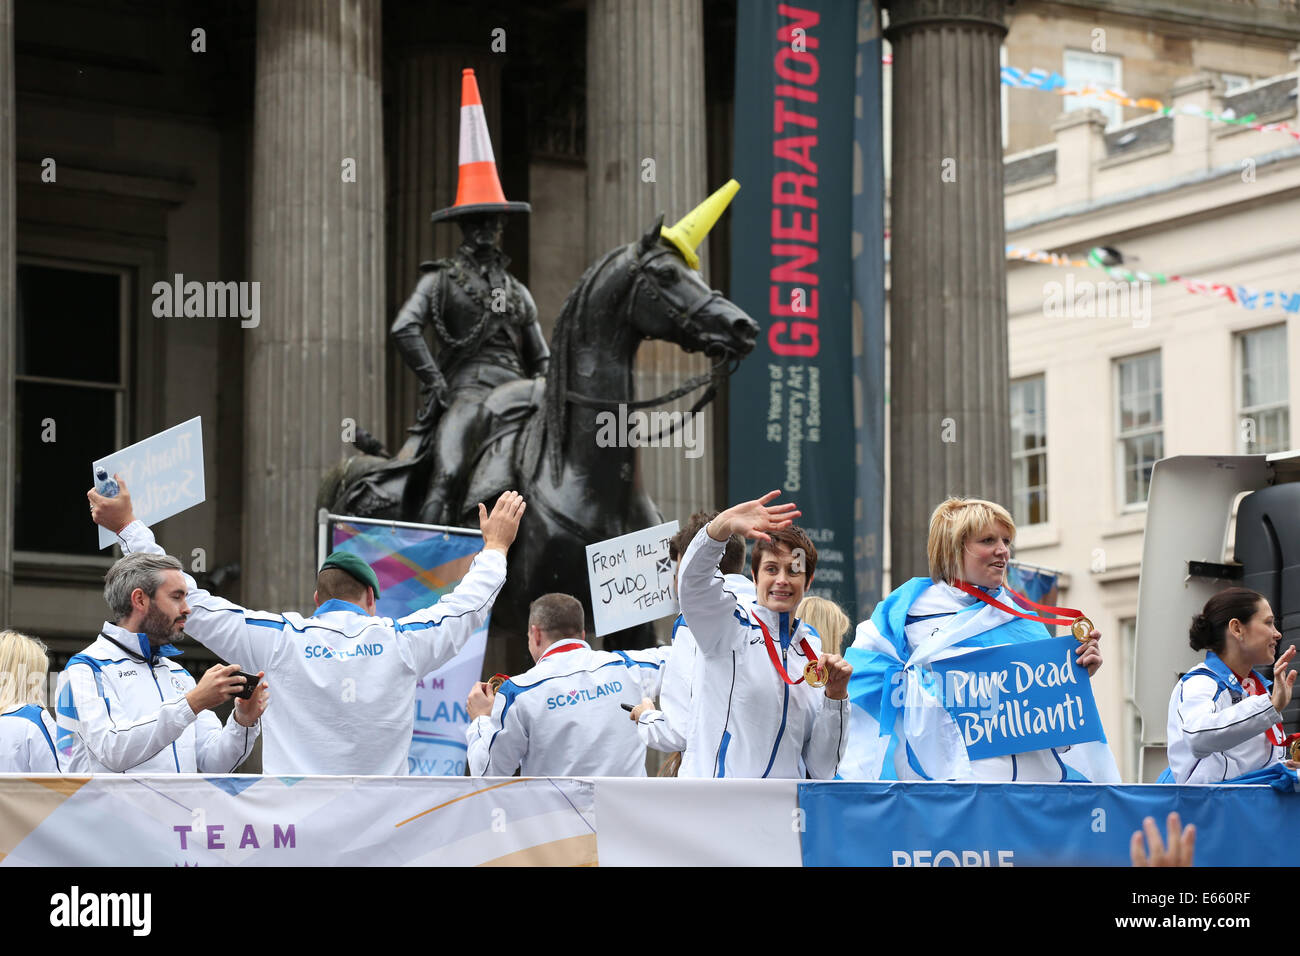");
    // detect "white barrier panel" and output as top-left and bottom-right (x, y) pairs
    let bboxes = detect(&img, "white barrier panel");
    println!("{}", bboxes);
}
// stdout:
(594, 778), (800, 866)
(0, 776), (596, 867)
